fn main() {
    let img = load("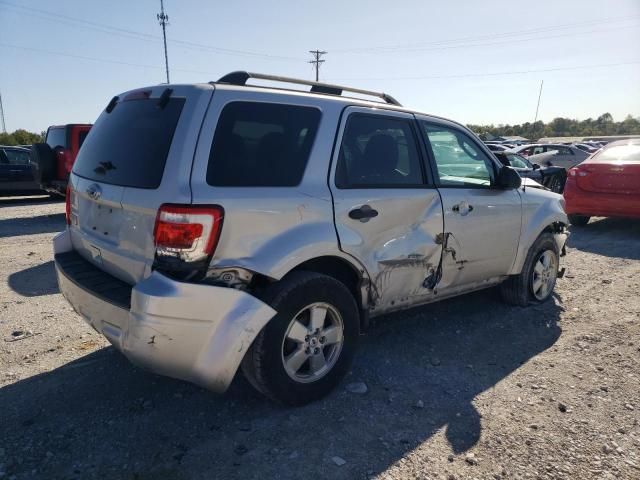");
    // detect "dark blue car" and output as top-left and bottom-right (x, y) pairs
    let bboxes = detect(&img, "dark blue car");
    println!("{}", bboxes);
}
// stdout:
(0, 146), (42, 196)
